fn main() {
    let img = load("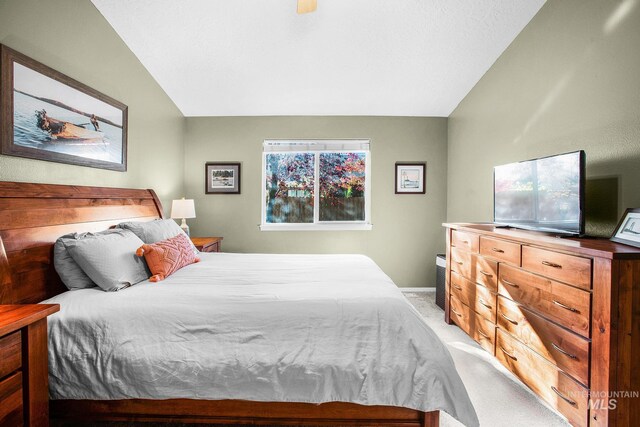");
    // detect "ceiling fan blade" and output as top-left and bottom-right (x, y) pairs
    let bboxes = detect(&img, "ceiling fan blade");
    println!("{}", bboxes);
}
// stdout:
(297, 0), (317, 14)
